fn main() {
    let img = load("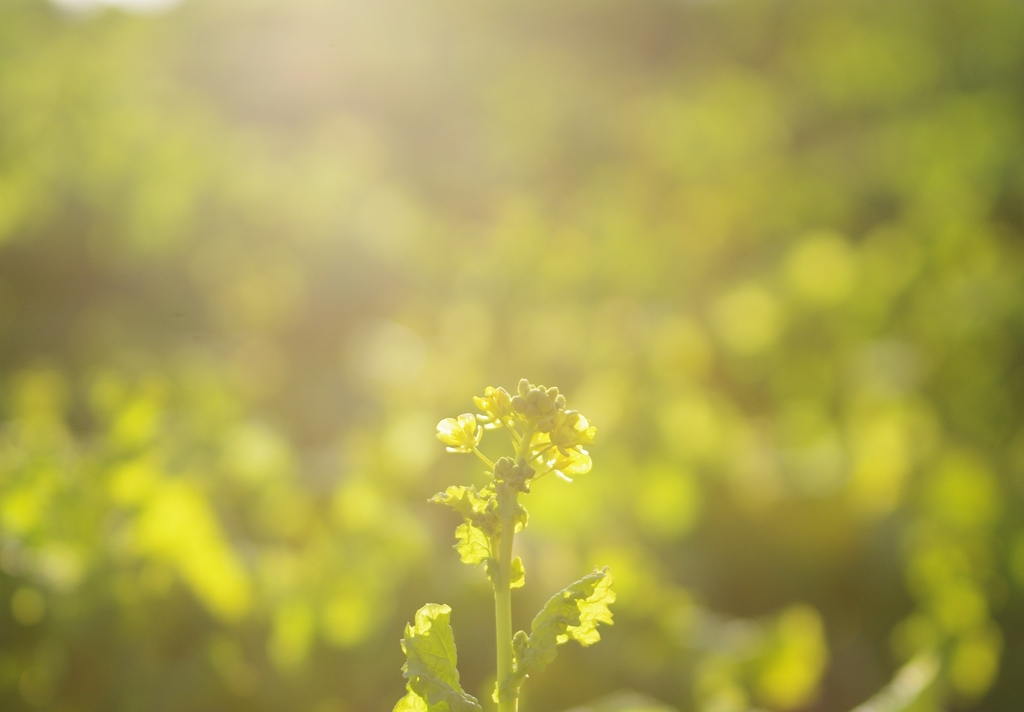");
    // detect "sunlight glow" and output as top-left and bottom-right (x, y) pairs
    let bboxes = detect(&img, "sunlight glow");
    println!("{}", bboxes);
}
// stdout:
(50, 0), (180, 14)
